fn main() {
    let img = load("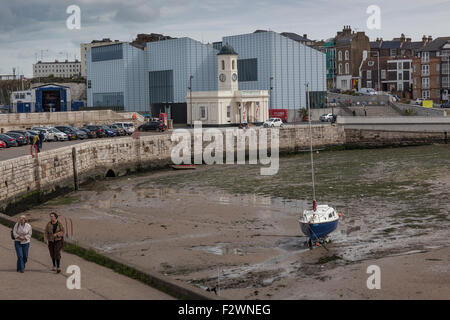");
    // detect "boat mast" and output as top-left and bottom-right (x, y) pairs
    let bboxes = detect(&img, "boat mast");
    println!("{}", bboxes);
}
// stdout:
(306, 83), (317, 211)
